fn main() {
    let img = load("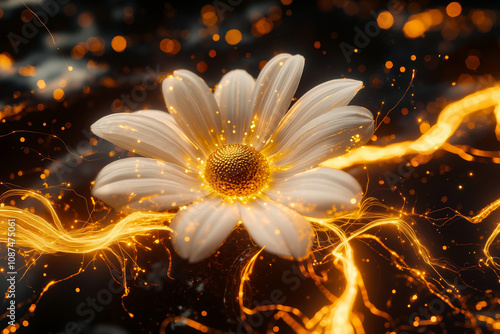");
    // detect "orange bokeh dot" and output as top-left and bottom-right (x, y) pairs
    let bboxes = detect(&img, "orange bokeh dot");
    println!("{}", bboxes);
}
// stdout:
(403, 19), (426, 38)
(377, 11), (394, 30)
(225, 29), (242, 45)
(197, 61), (208, 73)
(385, 61), (393, 69)
(160, 39), (181, 54)
(53, 88), (65, 101)
(201, 5), (218, 26)
(111, 36), (127, 52)
(446, 2), (462, 18)
(465, 55), (480, 70)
